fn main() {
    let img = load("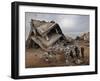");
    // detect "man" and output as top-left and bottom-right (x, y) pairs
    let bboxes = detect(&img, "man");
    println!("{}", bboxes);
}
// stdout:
(81, 47), (84, 58)
(74, 46), (80, 58)
(70, 50), (74, 58)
